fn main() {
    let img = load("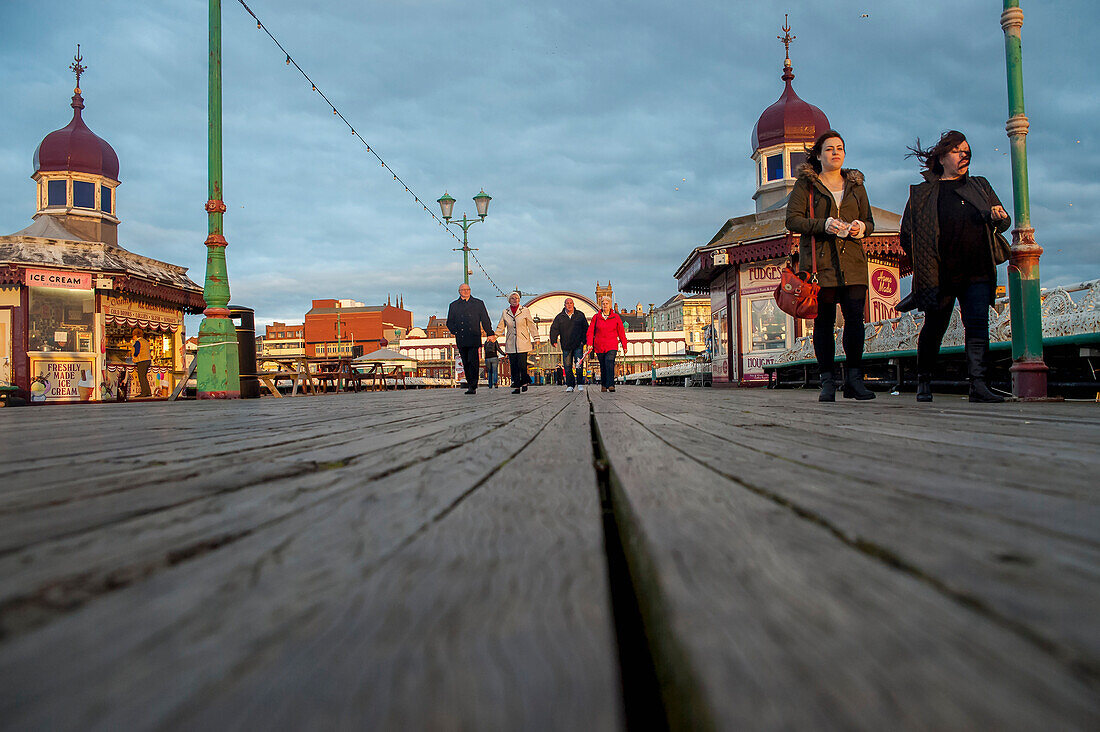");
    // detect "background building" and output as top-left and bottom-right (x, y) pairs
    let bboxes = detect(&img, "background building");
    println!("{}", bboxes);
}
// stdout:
(423, 315), (450, 339)
(304, 297), (412, 357)
(649, 293), (711, 354)
(259, 321), (304, 360)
